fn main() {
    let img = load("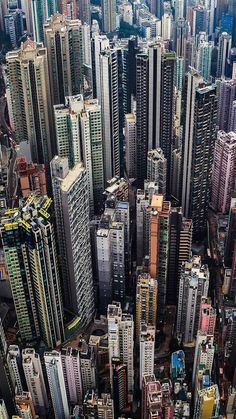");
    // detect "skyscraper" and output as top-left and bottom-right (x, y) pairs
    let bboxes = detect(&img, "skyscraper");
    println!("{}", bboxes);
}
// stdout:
(101, 0), (116, 33)
(54, 95), (104, 213)
(91, 34), (109, 101)
(147, 148), (167, 197)
(211, 131), (236, 214)
(217, 32), (232, 78)
(0, 319), (15, 416)
(148, 43), (176, 191)
(123, 37), (140, 115)
(6, 39), (54, 165)
(140, 324), (155, 388)
(198, 297), (216, 335)
(44, 13), (84, 105)
(112, 358), (128, 416)
(79, 99), (105, 213)
(107, 303), (134, 395)
(79, 340), (97, 394)
(224, 193), (236, 266)
(44, 351), (69, 419)
(181, 69), (218, 236)
(178, 219), (193, 277)
(135, 274), (158, 337)
(31, 0), (46, 43)
(7, 346), (24, 395)
(100, 48), (120, 181)
(1, 196), (64, 347)
(51, 157), (95, 326)
(218, 79), (236, 133)
(196, 40), (213, 81)
(136, 52), (149, 184)
(60, 0), (77, 20)
(61, 347), (83, 405)
(4, 10), (24, 48)
(166, 208), (192, 305)
(125, 113), (136, 179)
(149, 194), (171, 317)
(176, 256), (209, 344)
(22, 349), (48, 417)
(78, 0), (90, 25)
(31, 0), (60, 41)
